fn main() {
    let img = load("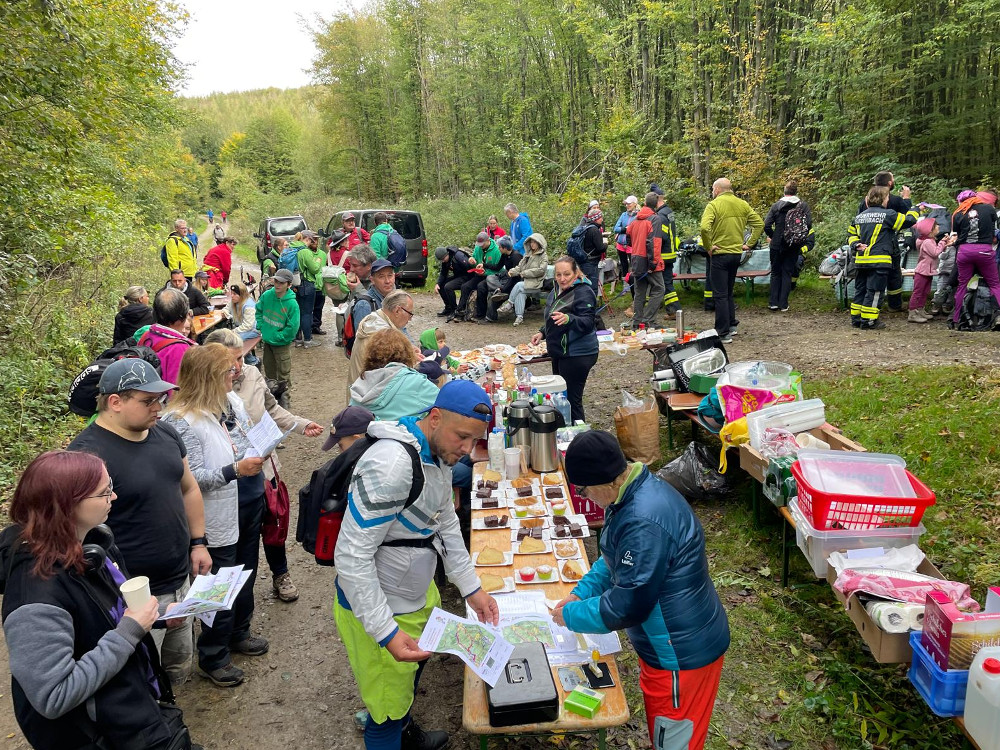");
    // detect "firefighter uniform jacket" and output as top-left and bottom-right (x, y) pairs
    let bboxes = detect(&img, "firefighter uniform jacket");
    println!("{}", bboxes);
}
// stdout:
(651, 204), (679, 263)
(848, 207), (918, 269)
